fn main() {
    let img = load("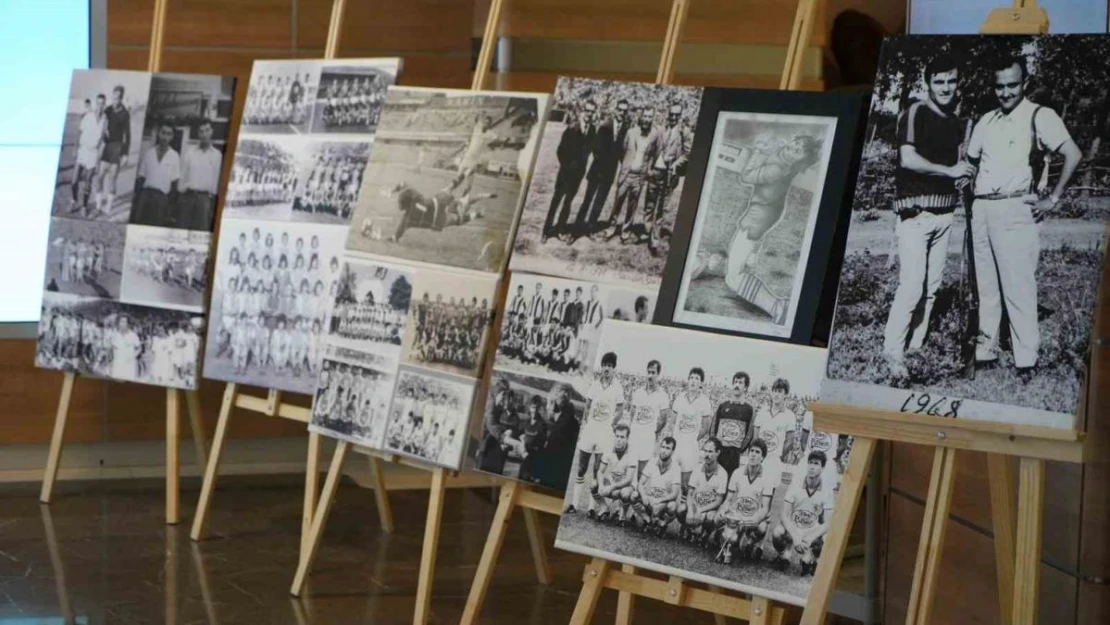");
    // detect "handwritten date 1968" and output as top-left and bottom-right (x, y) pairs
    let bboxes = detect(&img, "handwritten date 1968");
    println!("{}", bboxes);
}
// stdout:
(899, 393), (961, 418)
